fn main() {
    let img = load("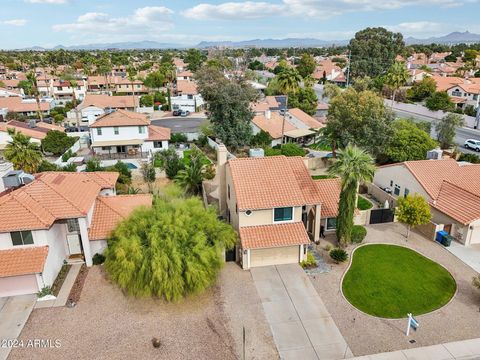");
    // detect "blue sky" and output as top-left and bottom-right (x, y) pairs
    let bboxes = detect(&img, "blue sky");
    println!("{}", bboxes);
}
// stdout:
(1, 0), (479, 49)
